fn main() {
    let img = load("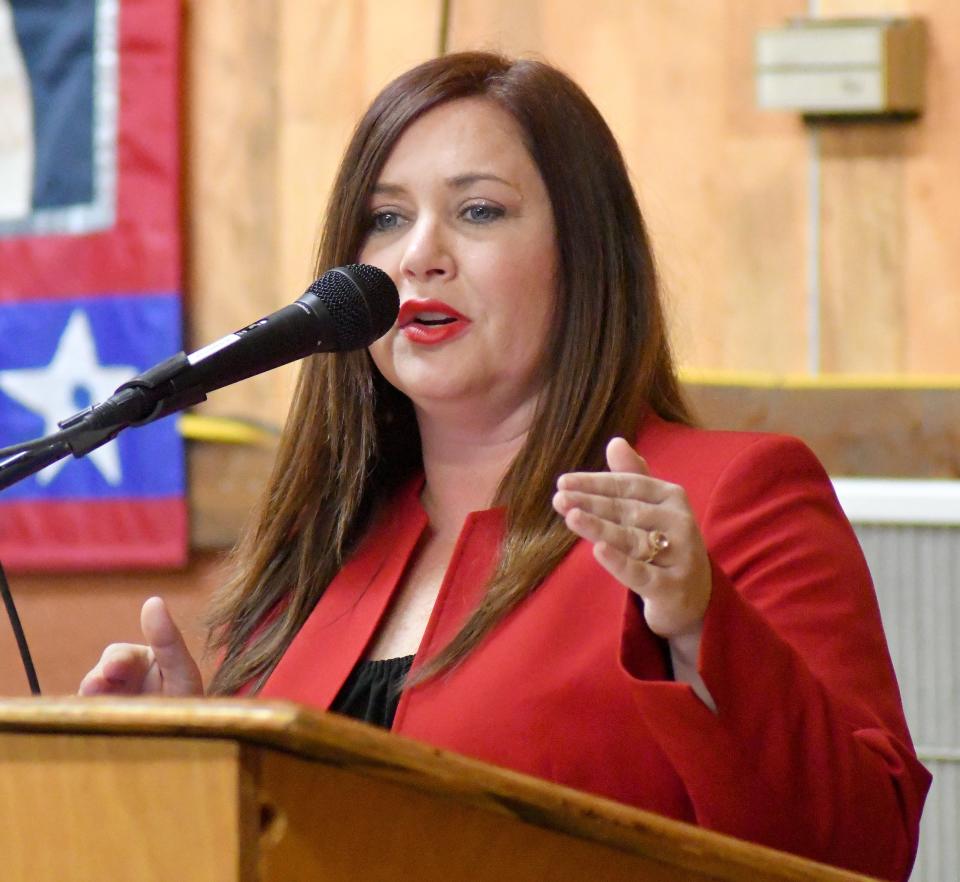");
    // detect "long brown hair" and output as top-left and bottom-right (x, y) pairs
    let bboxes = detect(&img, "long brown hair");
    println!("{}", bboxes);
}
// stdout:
(206, 51), (691, 695)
